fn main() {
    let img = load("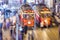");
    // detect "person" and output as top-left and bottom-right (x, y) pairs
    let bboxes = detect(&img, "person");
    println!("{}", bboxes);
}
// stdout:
(10, 25), (13, 36)
(0, 24), (2, 40)
(6, 19), (11, 29)
(2, 19), (11, 40)
(0, 11), (4, 40)
(18, 26), (24, 40)
(54, 13), (60, 39)
(12, 27), (16, 40)
(23, 19), (28, 34)
(24, 25), (28, 34)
